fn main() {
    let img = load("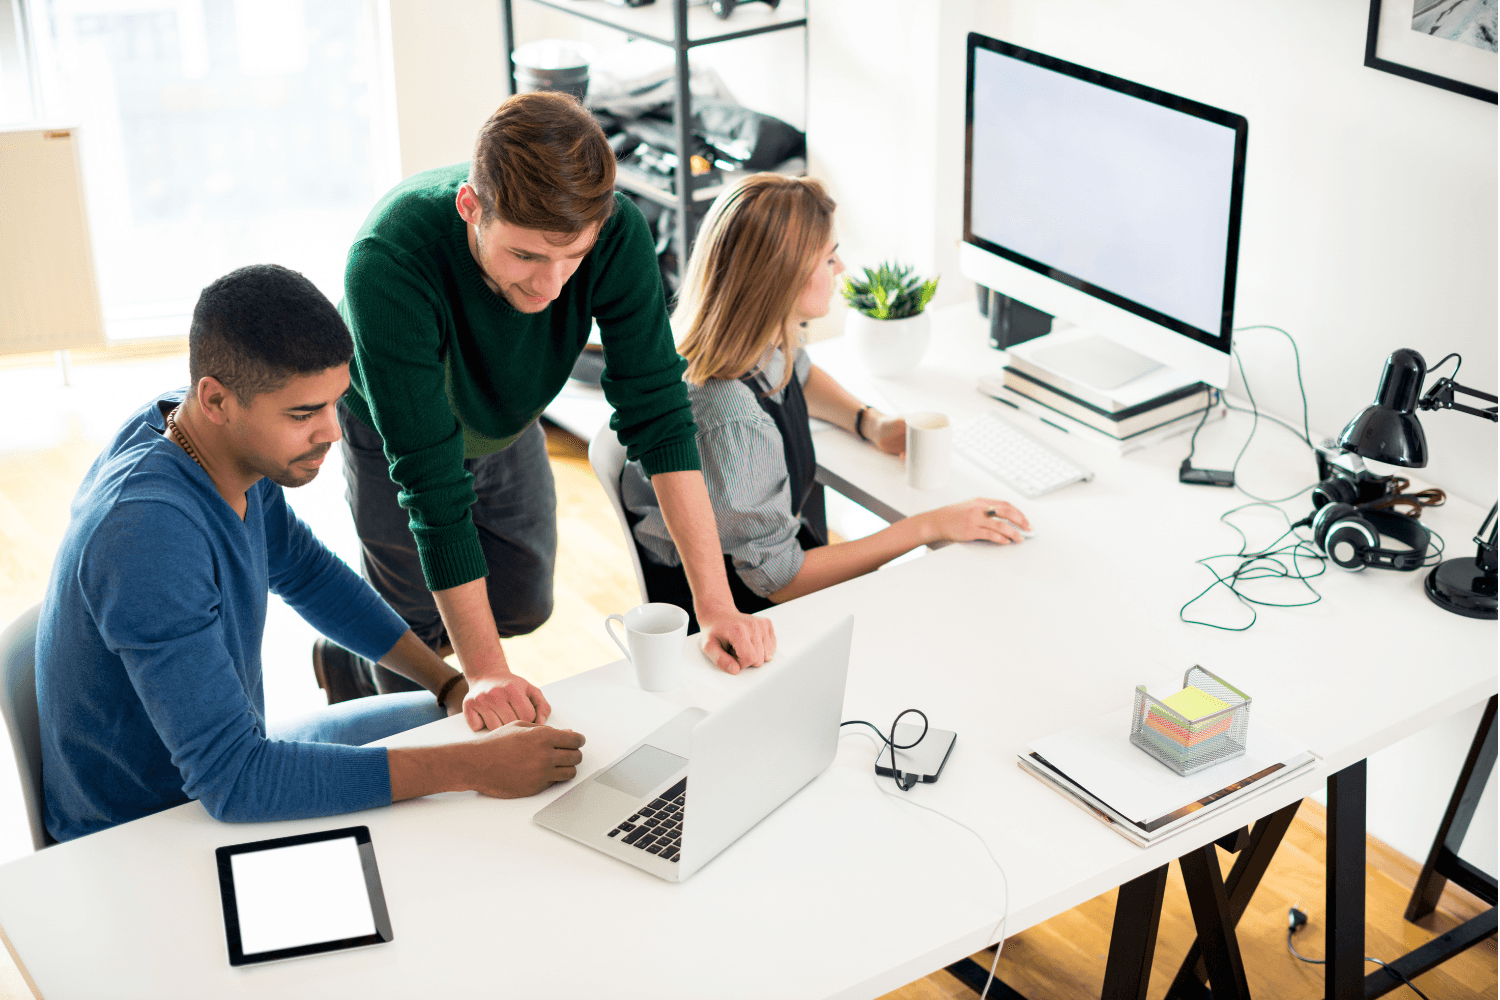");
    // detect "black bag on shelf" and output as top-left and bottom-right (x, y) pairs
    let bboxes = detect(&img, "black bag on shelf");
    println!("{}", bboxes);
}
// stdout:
(692, 100), (804, 170)
(629, 102), (805, 170)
